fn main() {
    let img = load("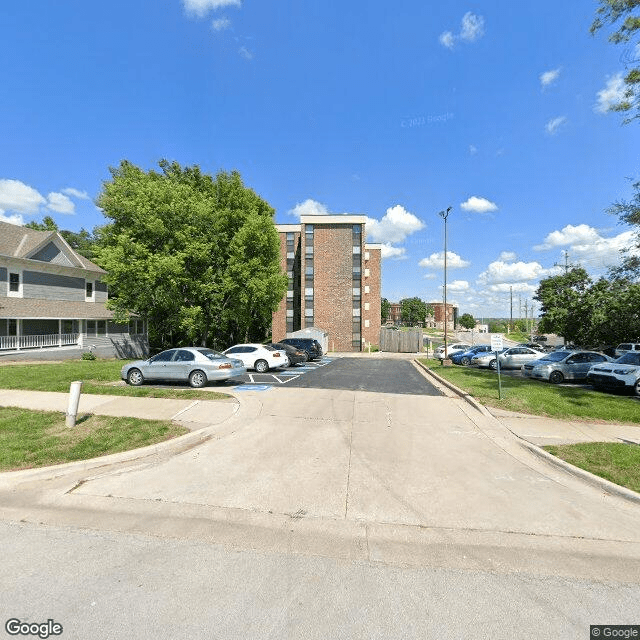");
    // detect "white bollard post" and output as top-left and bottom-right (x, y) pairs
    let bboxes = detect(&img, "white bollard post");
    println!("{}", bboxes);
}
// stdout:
(66, 380), (83, 428)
